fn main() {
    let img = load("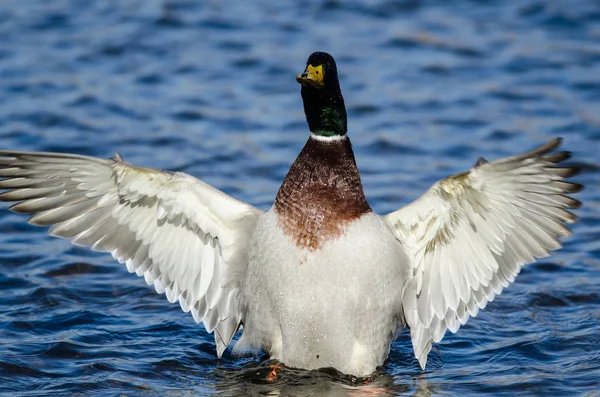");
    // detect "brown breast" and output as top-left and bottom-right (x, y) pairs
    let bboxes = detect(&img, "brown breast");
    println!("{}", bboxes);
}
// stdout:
(274, 136), (371, 251)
